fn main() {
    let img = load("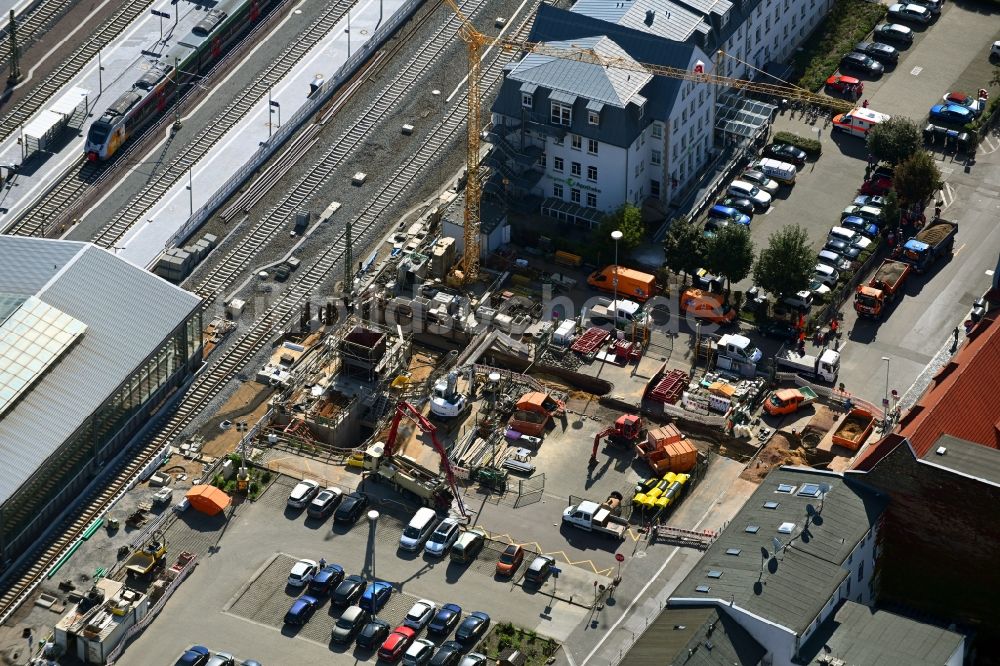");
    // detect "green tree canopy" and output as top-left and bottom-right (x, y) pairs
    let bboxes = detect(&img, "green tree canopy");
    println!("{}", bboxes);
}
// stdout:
(706, 223), (754, 293)
(598, 204), (644, 257)
(866, 116), (923, 165)
(752, 224), (814, 301)
(892, 150), (943, 207)
(662, 217), (706, 284)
